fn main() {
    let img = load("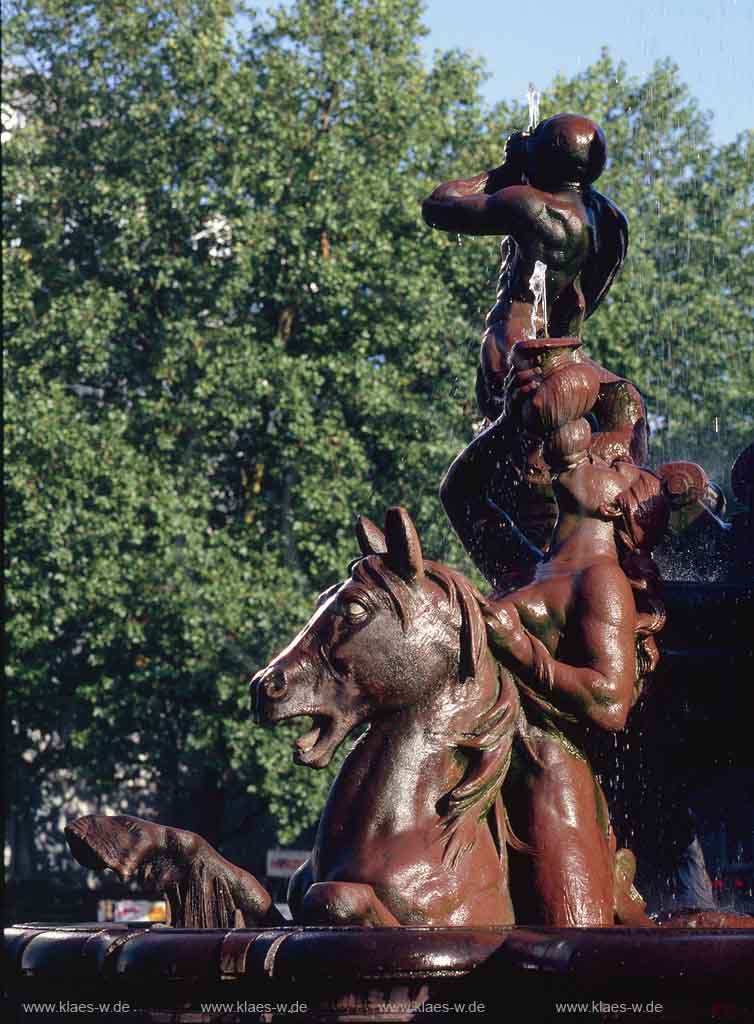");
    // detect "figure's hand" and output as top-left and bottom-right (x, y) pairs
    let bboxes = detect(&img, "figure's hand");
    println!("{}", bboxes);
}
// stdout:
(486, 604), (526, 657)
(485, 131), (530, 193)
(503, 364), (543, 420)
(486, 605), (556, 691)
(520, 361), (601, 437)
(503, 130), (530, 172)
